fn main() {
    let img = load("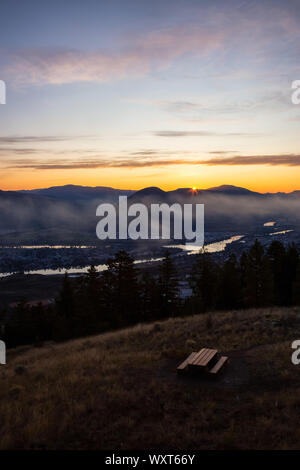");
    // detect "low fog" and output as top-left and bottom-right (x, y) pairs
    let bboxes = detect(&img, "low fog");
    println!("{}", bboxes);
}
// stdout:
(0, 186), (299, 243)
